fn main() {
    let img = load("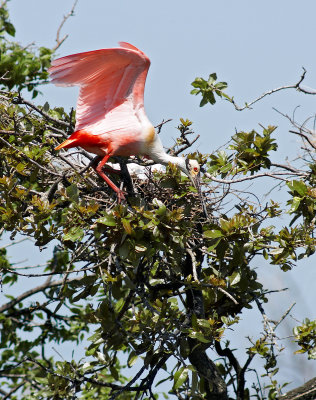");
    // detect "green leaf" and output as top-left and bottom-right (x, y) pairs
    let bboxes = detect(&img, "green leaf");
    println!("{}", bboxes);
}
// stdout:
(229, 271), (241, 286)
(200, 97), (208, 107)
(96, 214), (116, 226)
(289, 197), (301, 213)
(173, 367), (188, 390)
(119, 240), (130, 259)
(127, 352), (138, 367)
(189, 331), (211, 343)
(287, 180), (307, 196)
(122, 218), (133, 234)
(63, 226), (84, 242)
(43, 101), (50, 112)
(191, 369), (198, 394)
(16, 162), (26, 173)
(204, 229), (223, 239)
(66, 184), (79, 203)
(4, 21), (16, 36)
(153, 198), (167, 216)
